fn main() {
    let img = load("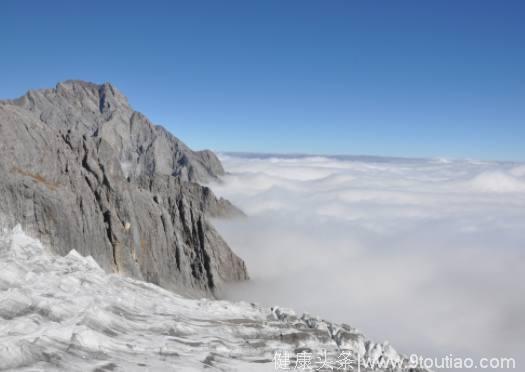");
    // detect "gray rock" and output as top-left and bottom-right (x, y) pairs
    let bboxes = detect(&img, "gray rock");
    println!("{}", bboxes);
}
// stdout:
(0, 80), (248, 298)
